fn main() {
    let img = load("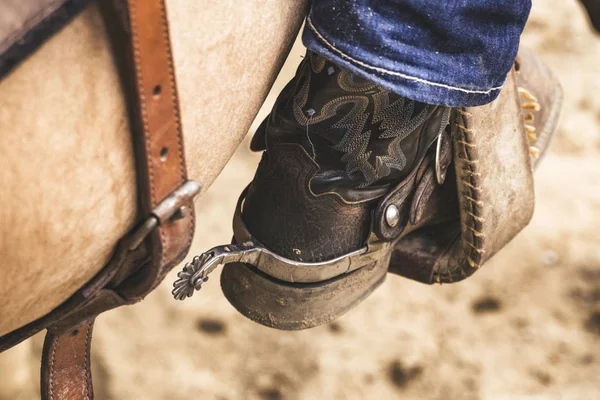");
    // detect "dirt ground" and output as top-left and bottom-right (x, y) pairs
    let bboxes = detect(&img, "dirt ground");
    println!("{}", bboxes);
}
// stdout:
(2, 0), (600, 399)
